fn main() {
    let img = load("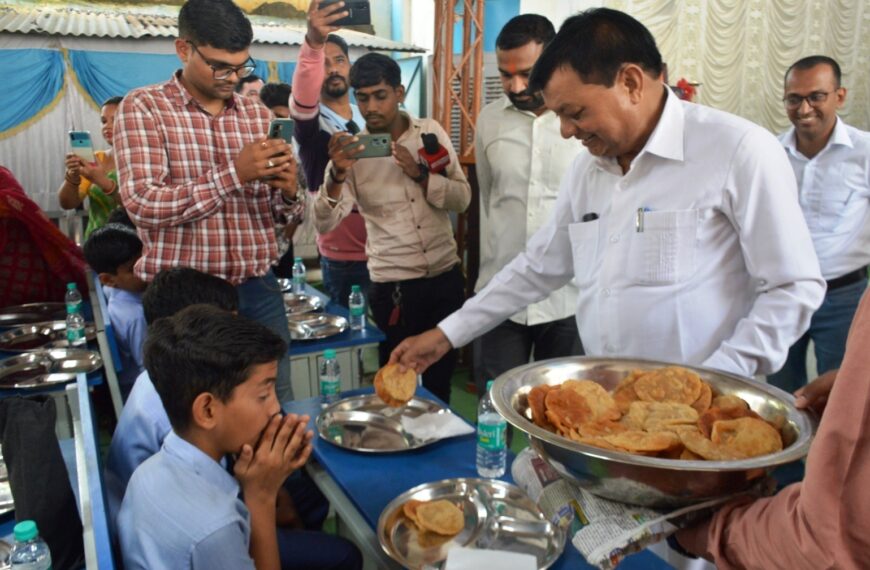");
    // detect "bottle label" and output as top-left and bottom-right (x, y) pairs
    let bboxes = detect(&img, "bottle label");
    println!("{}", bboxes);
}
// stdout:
(320, 377), (340, 396)
(350, 305), (365, 317)
(477, 421), (506, 451)
(67, 327), (85, 343)
(66, 301), (81, 314)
